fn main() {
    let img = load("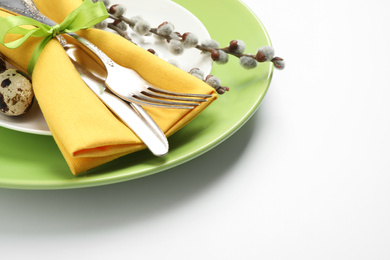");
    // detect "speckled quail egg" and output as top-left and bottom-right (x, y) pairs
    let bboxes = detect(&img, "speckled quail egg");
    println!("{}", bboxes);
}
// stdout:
(0, 69), (34, 116)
